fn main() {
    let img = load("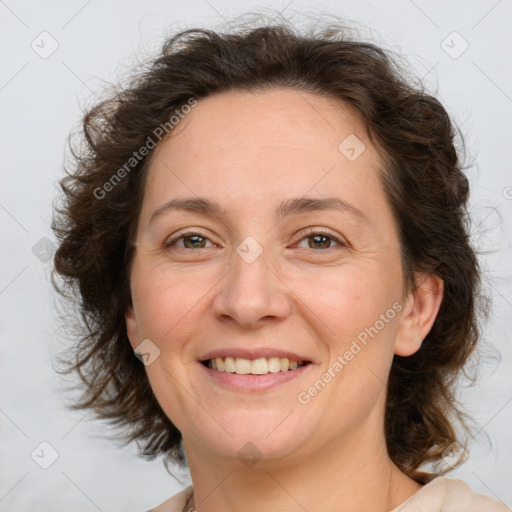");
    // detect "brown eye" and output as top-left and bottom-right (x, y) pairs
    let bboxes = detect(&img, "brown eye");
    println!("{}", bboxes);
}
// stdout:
(296, 229), (346, 250)
(164, 231), (214, 250)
